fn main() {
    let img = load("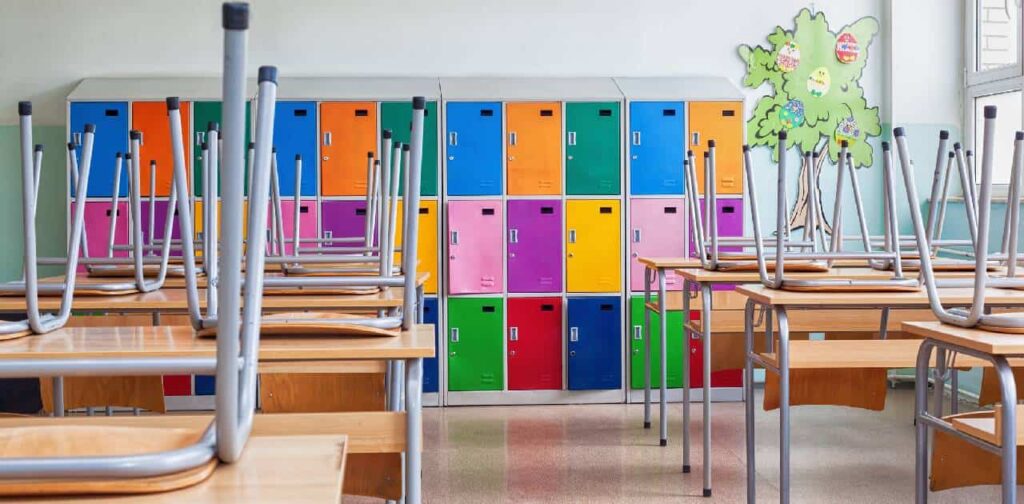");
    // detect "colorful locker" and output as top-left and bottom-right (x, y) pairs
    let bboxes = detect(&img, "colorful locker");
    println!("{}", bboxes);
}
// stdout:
(272, 101), (317, 197)
(447, 297), (504, 391)
(628, 295), (684, 389)
(507, 297), (562, 391)
(394, 200), (439, 294)
(628, 102), (684, 195)
(687, 313), (743, 389)
(689, 197), (744, 289)
(76, 202), (129, 261)
(141, 201), (182, 256)
(567, 296), (622, 390)
(506, 102), (561, 195)
(566, 200), (621, 293)
(320, 200), (368, 247)
(445, 102), (503, 196)
(629, 198), (686, 292)
(269, 200), (318, 256)
(131, 101), (190, 197)
(69, 102), (128, 197)
(689, 101), (743, 195)
(447, 200), (503, 294)
(193, 101), (252, 196)
(320, 102), (377, 196)
(423, 297), (440, 393)
(566, 102), (620, 195)
(381, 100), (439, 196)
(507, 200), (561, 293)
